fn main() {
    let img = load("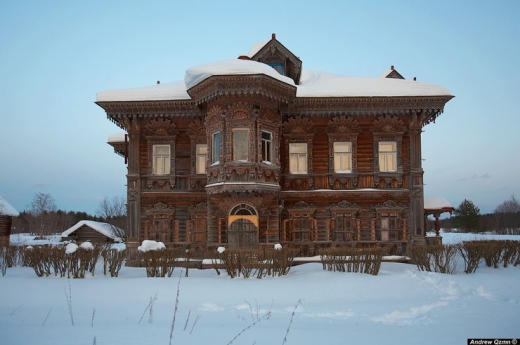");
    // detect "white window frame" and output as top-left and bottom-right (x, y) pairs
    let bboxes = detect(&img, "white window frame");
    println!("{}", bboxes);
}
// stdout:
(196, 144), (207, 175)
(379, 141), (397, 172)
(153, 145), (170, 175)
(261, 131), (272, 162)
(333, 142), (352, 173)
(289, 143), (308, 174)
(233, 128), (249, 161)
